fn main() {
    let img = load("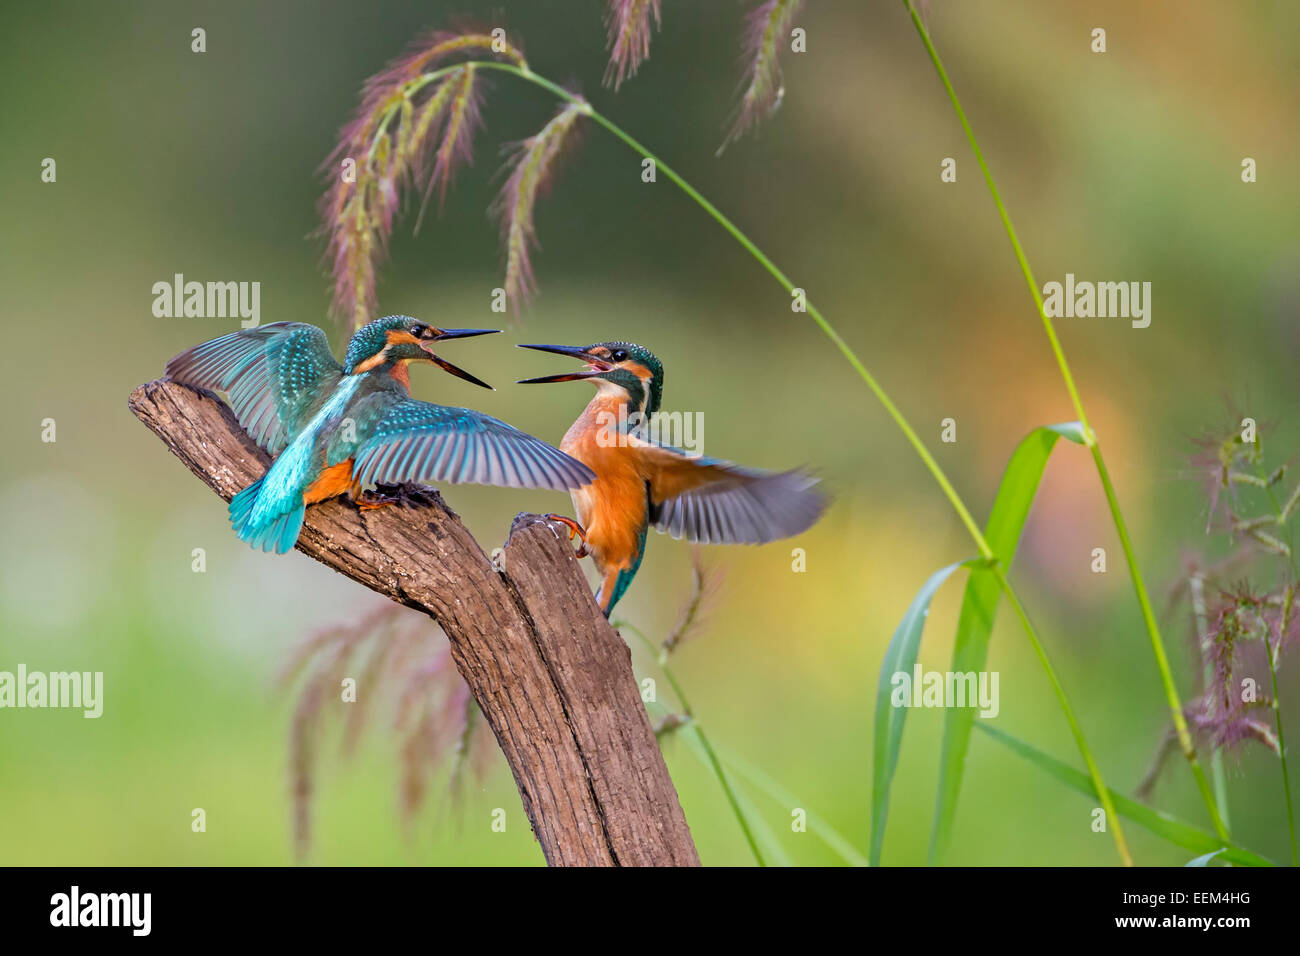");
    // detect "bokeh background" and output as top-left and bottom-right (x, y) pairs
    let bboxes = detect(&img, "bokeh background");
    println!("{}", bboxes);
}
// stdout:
(2, 0), (1298, 865)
